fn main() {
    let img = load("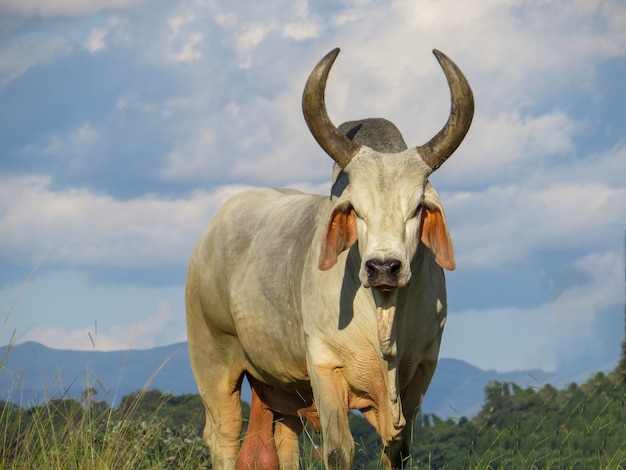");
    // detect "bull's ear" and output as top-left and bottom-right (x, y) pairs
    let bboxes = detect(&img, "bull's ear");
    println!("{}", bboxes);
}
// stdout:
(319, 202), (358, 271)
(420, 204), (455, 271)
